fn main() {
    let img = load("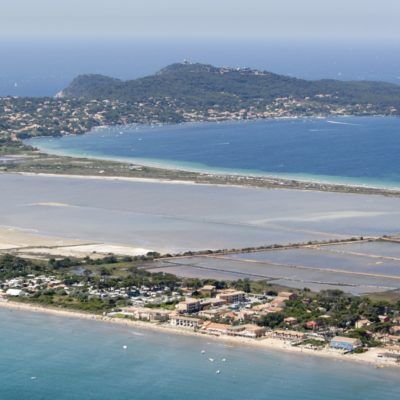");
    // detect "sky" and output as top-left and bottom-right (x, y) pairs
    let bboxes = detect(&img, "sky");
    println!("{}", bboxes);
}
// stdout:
(1, 0), (399, 40)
